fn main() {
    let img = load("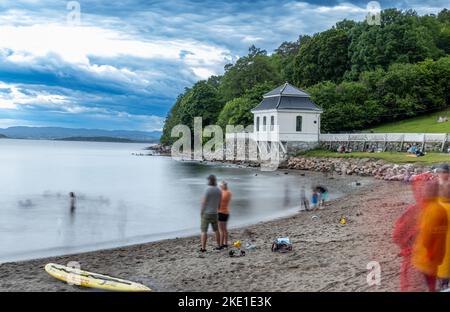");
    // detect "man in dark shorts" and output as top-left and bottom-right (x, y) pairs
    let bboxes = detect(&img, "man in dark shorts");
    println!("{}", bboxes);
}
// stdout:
(200, 175), (222, 252)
